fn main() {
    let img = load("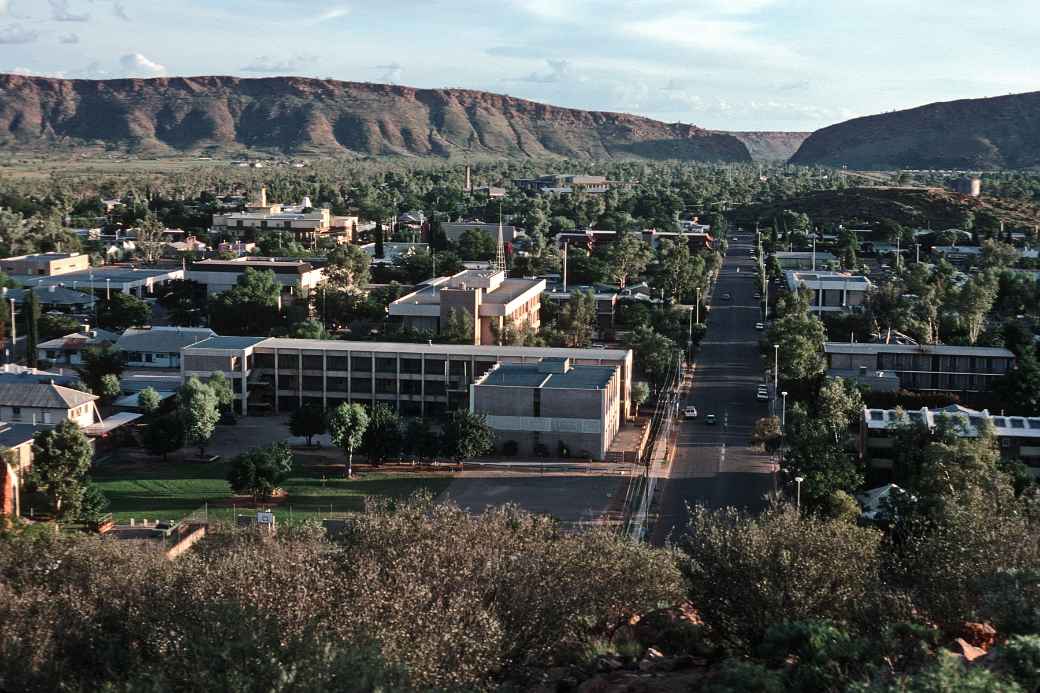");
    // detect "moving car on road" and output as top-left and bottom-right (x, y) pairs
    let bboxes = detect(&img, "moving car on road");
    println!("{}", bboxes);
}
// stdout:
(684, 405), (698, 419)
(705, 413), (717, 425)
(721, 292), (732, 300)
(756, 385), (770, 401)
